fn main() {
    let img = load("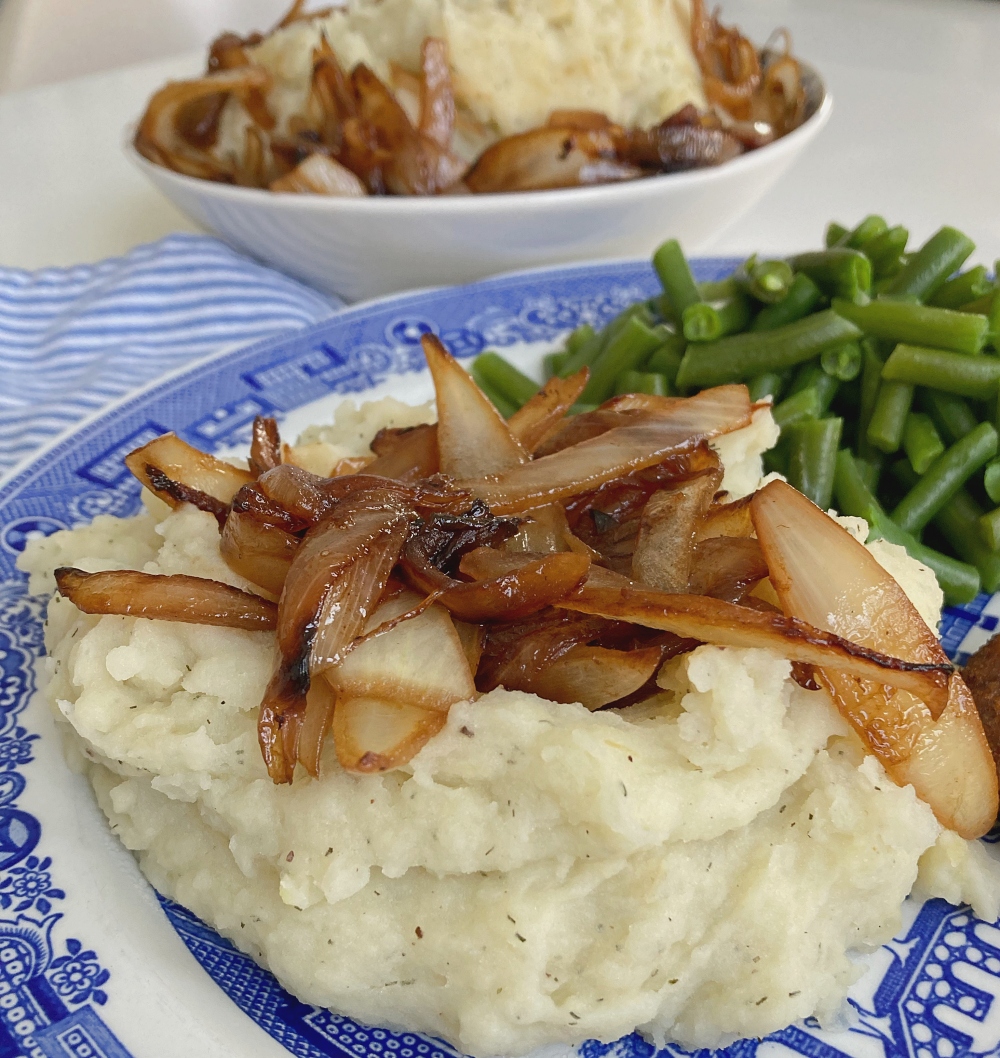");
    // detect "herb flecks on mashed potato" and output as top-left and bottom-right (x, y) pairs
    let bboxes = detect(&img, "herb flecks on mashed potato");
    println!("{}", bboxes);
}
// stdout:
(19, 371), (1000, 1055)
